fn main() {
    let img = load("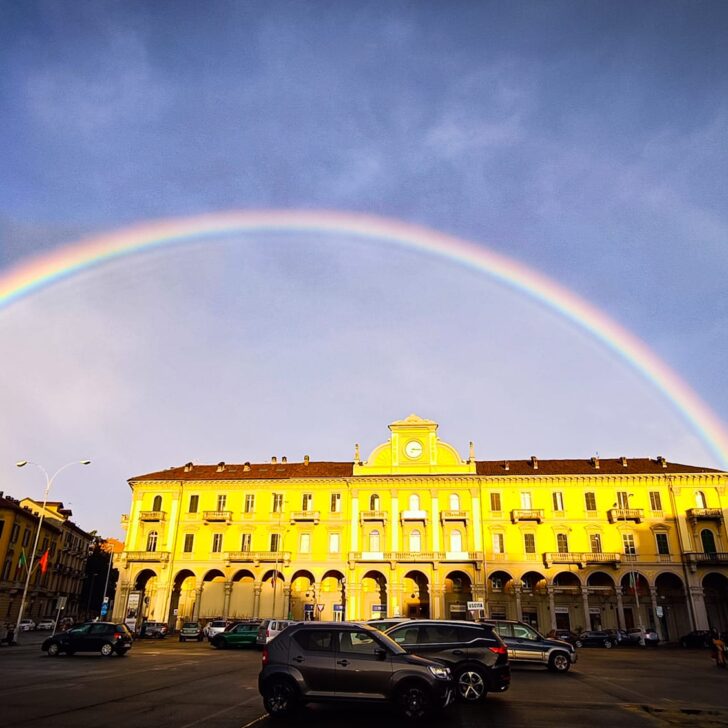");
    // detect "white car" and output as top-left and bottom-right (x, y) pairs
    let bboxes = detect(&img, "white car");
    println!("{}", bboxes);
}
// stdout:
(36, 618), (55, 631)
(256, 619), (297, 646)
(19, 618), (36, 631)
(203, 619), (229, 640)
